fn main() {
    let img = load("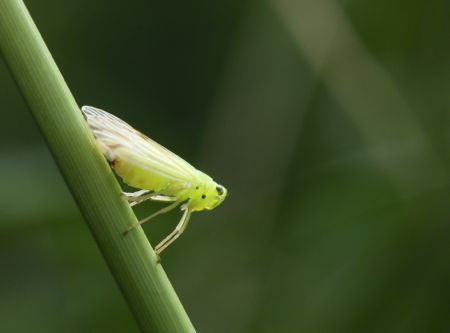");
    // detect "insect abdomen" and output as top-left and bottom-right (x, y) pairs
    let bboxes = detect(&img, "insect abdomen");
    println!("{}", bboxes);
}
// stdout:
(113, 157), (188, 196)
